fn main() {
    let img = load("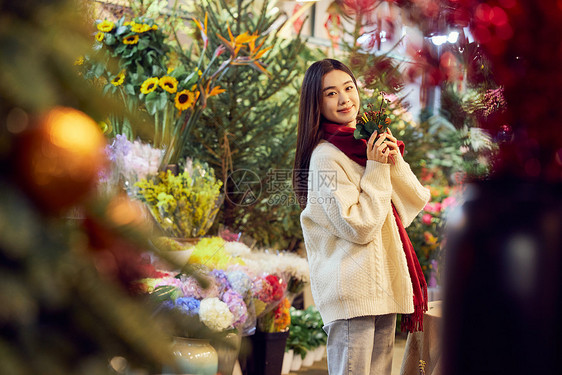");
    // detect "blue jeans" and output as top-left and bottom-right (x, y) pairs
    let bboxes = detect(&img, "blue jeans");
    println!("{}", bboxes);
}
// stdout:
(323, 314), (396, 375)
